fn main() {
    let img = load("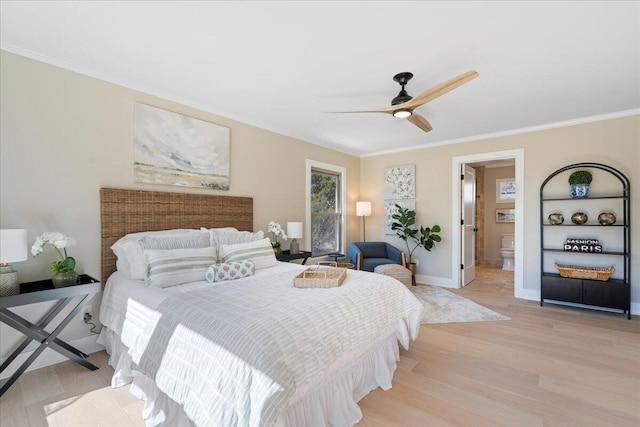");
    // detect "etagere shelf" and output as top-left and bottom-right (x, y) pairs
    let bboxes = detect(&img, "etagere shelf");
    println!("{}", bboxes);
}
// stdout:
(540, 162), (630, 318)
